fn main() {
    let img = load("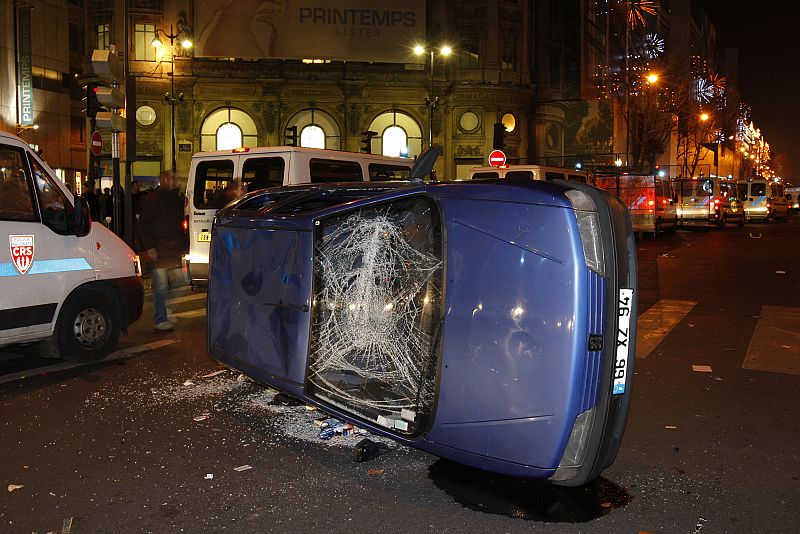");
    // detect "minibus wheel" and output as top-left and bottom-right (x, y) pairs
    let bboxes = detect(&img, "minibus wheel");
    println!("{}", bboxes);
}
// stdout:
(56, 287), (121, 363)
